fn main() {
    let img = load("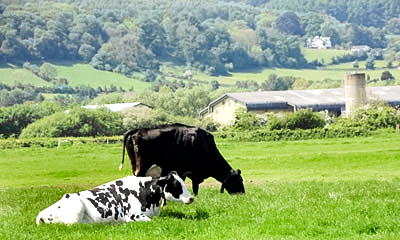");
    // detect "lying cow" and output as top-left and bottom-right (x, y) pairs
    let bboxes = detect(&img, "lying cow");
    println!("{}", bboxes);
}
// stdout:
(121, 123), (245, 195)
(36, 171), (193, 224)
